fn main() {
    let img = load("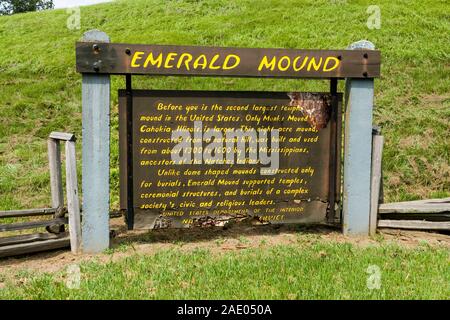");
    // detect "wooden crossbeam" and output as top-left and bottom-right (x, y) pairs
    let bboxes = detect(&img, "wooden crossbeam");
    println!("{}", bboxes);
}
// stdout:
(0, 207), (61, 219)
(0, 232), (69, 247)
(0, 237), (70, 258)
(379, 198), (450, 214)
(0, 217), (68, 232)
(378, 219), (450, 230)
